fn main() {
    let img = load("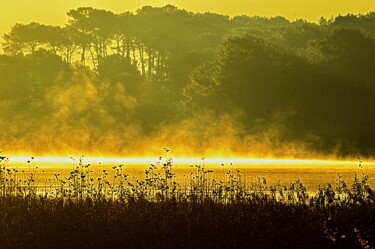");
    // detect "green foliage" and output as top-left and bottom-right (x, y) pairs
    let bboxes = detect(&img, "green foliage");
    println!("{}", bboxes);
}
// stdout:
(187, 31), (375, 155)
(2, 6), (375, 155)
(97, 54), (140, 84)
